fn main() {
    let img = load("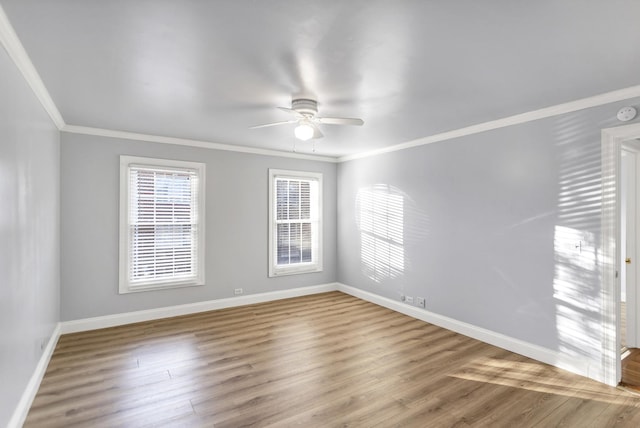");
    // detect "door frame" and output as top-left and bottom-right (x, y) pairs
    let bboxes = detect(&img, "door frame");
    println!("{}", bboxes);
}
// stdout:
(601, 122), (640, 386)
(621, 145), (640, 349)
